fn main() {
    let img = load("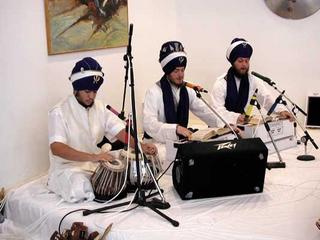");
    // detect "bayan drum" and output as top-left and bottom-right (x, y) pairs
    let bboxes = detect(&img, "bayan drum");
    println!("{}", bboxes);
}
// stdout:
(90, 159), (127, 201)
(119, 149), (162, 189)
